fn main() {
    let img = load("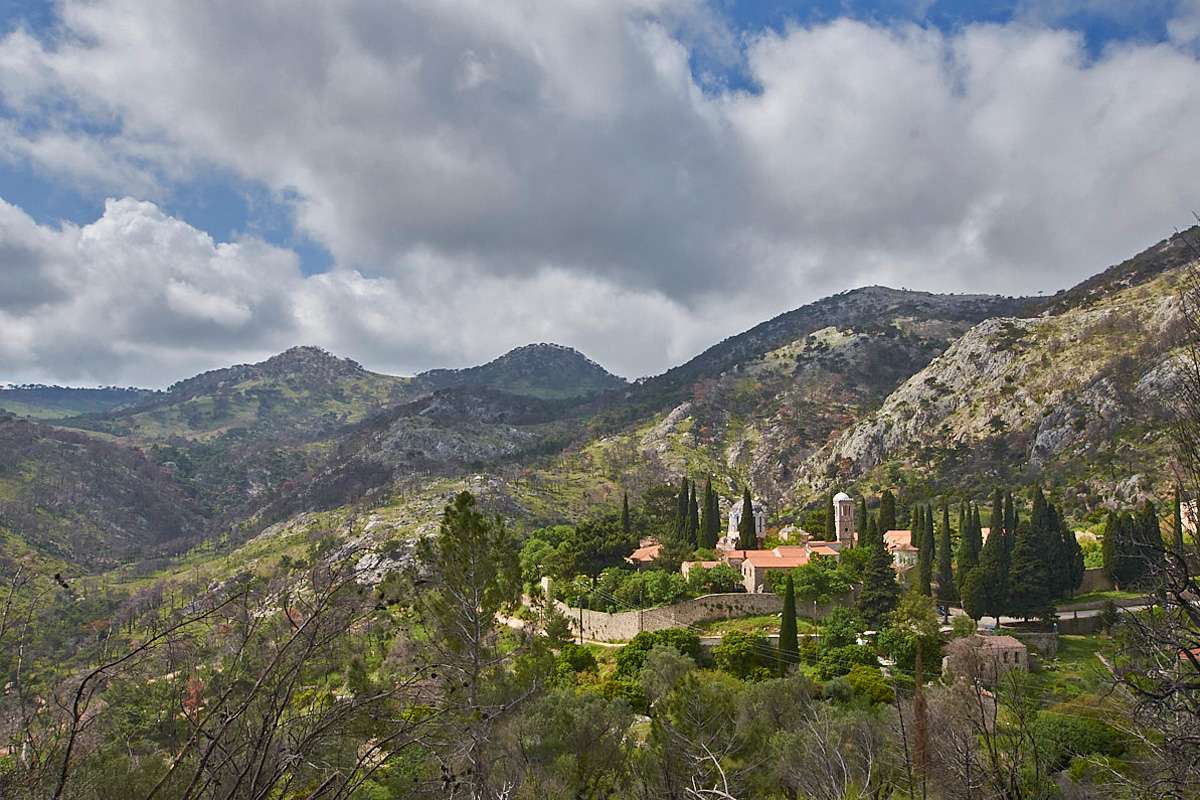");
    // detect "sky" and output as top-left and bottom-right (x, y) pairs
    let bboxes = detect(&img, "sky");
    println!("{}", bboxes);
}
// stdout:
(1, 0), (1200, 387)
